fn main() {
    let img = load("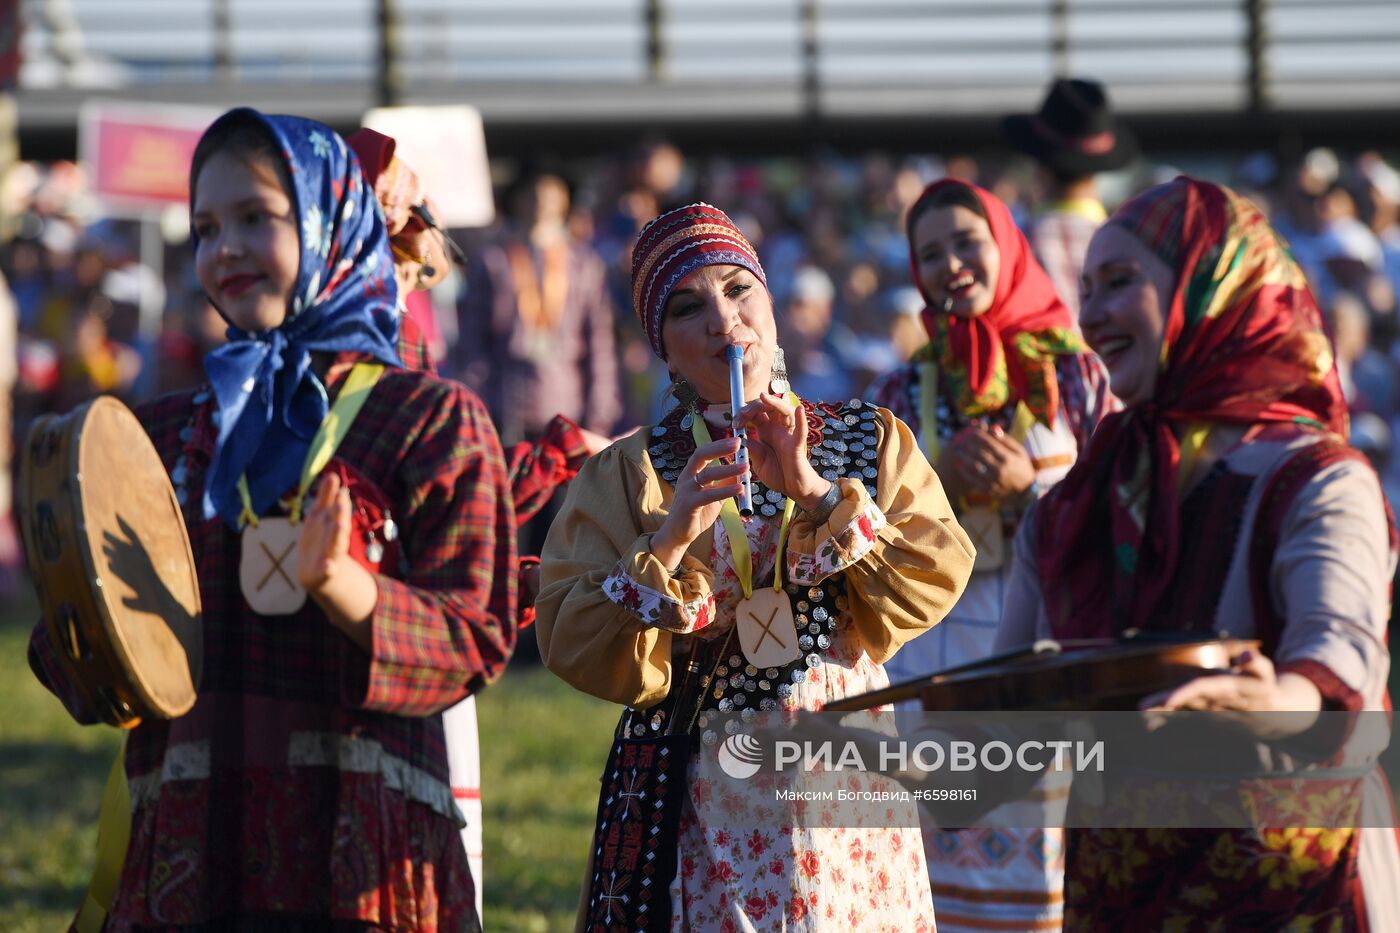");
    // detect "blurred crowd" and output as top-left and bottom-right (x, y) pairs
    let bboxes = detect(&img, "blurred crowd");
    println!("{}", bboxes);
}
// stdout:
(4, 131), (1400, 591)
